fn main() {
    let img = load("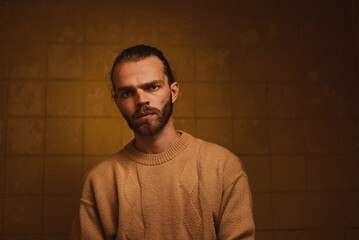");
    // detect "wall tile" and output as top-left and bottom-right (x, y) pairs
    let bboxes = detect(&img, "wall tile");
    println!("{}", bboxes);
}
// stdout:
(196, 83), (232, 117)
(0, 8), (7, 43)
(255, 231), (273, 240)
(3, 236), (43, 240)
(0, 44), (8, 78)
(0, 81), (6, 117)
(48, 44), (84, 79)
(252, 193), (272, 230)
(231, 48), (268, 83)
(0, 155), (4, 193)
(346, 229), (359, 240)
(269, 119), (305, 154)
(84, 44), (120, 80)
(302, 83), (337, 118)
(342, 156), (359, 190)
(271, 156), (306, 191)
(242, 156), (271, 192)
(340, 120), (359, 154)
(7, 118), (44, 155)
(307, 156), (342, 191)
(268, 84), (303, 118)
(232, 83), (268, 117)
(48, 7), (85, 43)
(337, 84), (359, 117)
(158, 14), (195, 46)
(47, 81), (83, 116)
(122, 10), (160, 47)
(307, 192), (343, 228)
(84, 156), (105, 174)
(161, 47), (195, 82)
(7, 81), (45, 116)
(45, 156), (82, 194)
(43, 236), (70, 240)
(305, 230), (344, 240)
(343, 192), (359, 227)
(0, 195), (2, 233)
(305, 120), (340, 154)
(173, 118), (196, 136)
(5, 156), (43, 194)
(272, 193), (307, 229)
(195, 48), (231, 82)
(84, 118), (124, 155)
(85, 8), (122, 43)
(0, 118), (4, 154)
(172, 82), (196, 118)
(197, 119), (233, 151)
(45, 118), (83, 154)
(43, 195), (77, 234)
(85, 81), (120, 116)
(8, 44), (47, 79)
(7, 7), (47, 43)
(4, 195), (42, 234)
(234, 119), (269, 154)
(274, 231), (307, 240)
(266, 48), (301, 83)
